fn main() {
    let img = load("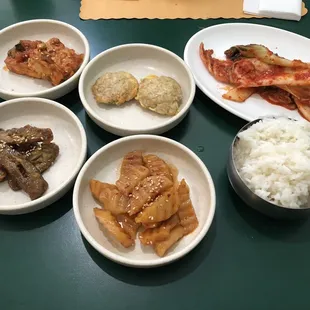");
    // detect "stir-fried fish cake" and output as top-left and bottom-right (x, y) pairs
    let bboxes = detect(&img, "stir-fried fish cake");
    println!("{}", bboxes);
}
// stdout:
(116, 150), (150, 196)
(90, 151), (199, 257)
(94, 208), (134, 248)
(143, 154), (173, 181)
(5, 38), (84, 86)
(128, 175), (174, 216)
(139, 214), (179, 246)
(136, 75), (182, 116)
(0, 146), (48, 200)
(90, 180), (129, 215)
(0, 125), (53, 145)
(154, 225), (184, 257)
(177, 179), (199, 235)
(92, 71), (139, 105)
(135, 188), (179, 224)
(117, 214), (140, 240)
